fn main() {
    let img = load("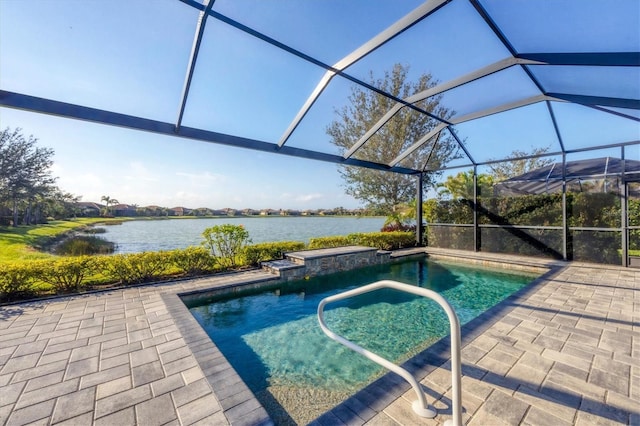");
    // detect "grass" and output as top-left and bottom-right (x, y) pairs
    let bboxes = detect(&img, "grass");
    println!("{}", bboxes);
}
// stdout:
(0, 218), (120, 262)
